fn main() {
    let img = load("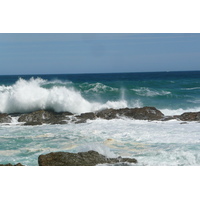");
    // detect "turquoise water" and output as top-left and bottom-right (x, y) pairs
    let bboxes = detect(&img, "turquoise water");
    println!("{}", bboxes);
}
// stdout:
(1, 71), (200, 114)
(0, 71), (200, 165)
